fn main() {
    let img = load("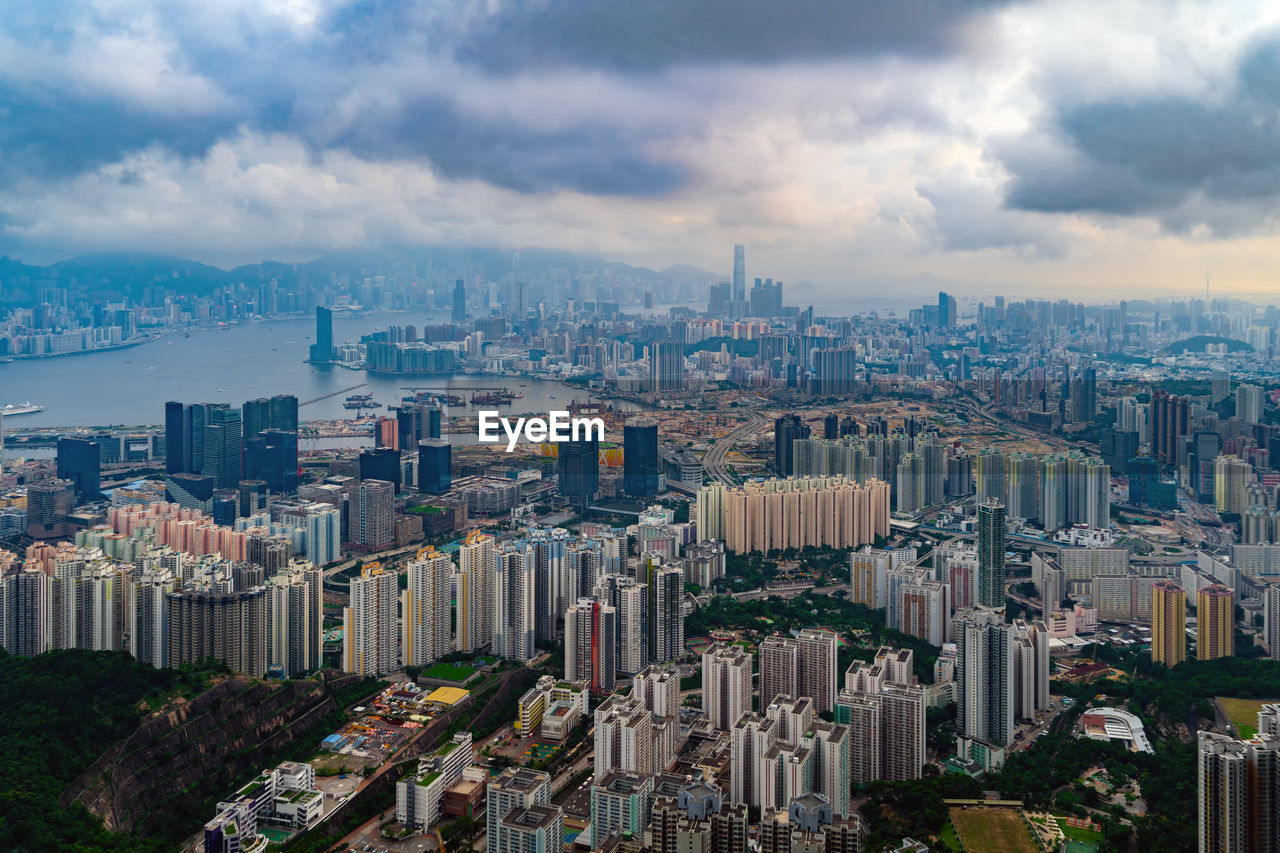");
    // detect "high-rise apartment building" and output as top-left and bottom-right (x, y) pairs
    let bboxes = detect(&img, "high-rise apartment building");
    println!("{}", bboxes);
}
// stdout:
(647, 561), (684, 664)
(1196, 583), (1234, 661)
(1266, 585), (1280, 663)
(166, 587), (269, 676)
(351, 479), (394, 550)
(266, 563), (323, 677)
(403, 548), (453, 668)
(487, 768), (552, 853)
(342, 564), (398, 676)
(1152, 579), (1187, 667)
(1237, 383), (1264, 425)
(1198, 730), (1280, 852)
(566, 596), (617, 693)
(977, 499), (1006, 609)
(956, 615), (1015, 749)
(494, 544), (537, 663)
(648, 341), (685, 392)
(759, 630), (838, 712)
(456, 532), (494, 653)
(703, 644), (753, 731)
